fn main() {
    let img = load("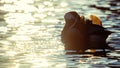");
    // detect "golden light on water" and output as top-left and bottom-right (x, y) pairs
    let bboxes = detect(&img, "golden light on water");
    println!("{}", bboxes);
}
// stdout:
(60, 2), (68, 7)
(0, 0), (33, 4)
(0, 0), (65, 67)
(7, 35), (31, 40)
(5, 13), (35, 25)
(0, 0), (17, 3)
(43, 1), (52, 6)
(0, 0), (119, 68)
